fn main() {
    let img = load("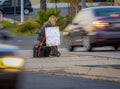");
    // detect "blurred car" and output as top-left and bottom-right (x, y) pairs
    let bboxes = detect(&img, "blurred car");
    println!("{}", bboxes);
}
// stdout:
(64, 6), (120, 51)
(0, 30), (13, 41)
(0, 44), (24, 89)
